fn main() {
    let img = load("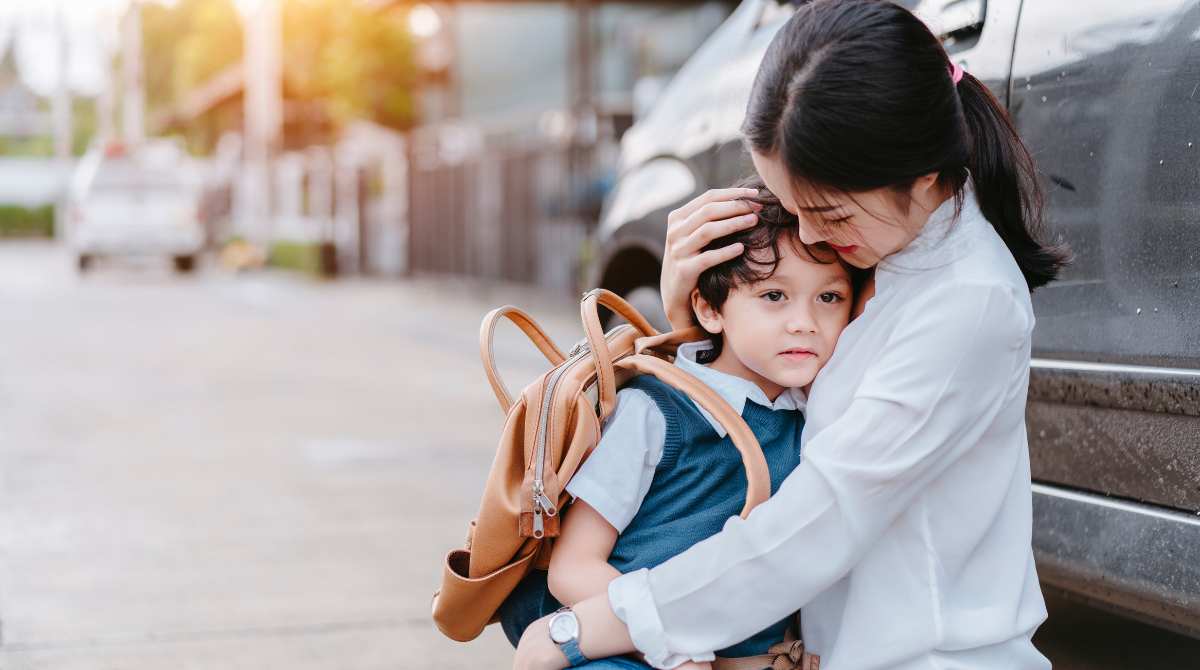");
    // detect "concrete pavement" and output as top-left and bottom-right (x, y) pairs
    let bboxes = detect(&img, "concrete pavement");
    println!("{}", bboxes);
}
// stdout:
(0, 243), (580, 669)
